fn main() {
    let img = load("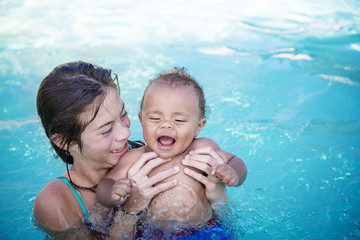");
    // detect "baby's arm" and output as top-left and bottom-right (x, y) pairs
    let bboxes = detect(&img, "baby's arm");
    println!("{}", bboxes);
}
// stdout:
(190, 138), (247, 187)
(96, 152), (136, 208)
(183, 138), (247, 203)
